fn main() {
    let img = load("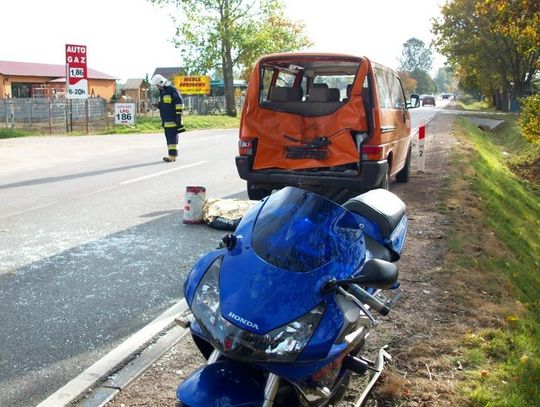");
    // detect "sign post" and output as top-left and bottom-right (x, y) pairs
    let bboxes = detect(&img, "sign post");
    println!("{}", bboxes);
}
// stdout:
(65, 44), (88, 99)
(417, 121), (426, 172)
